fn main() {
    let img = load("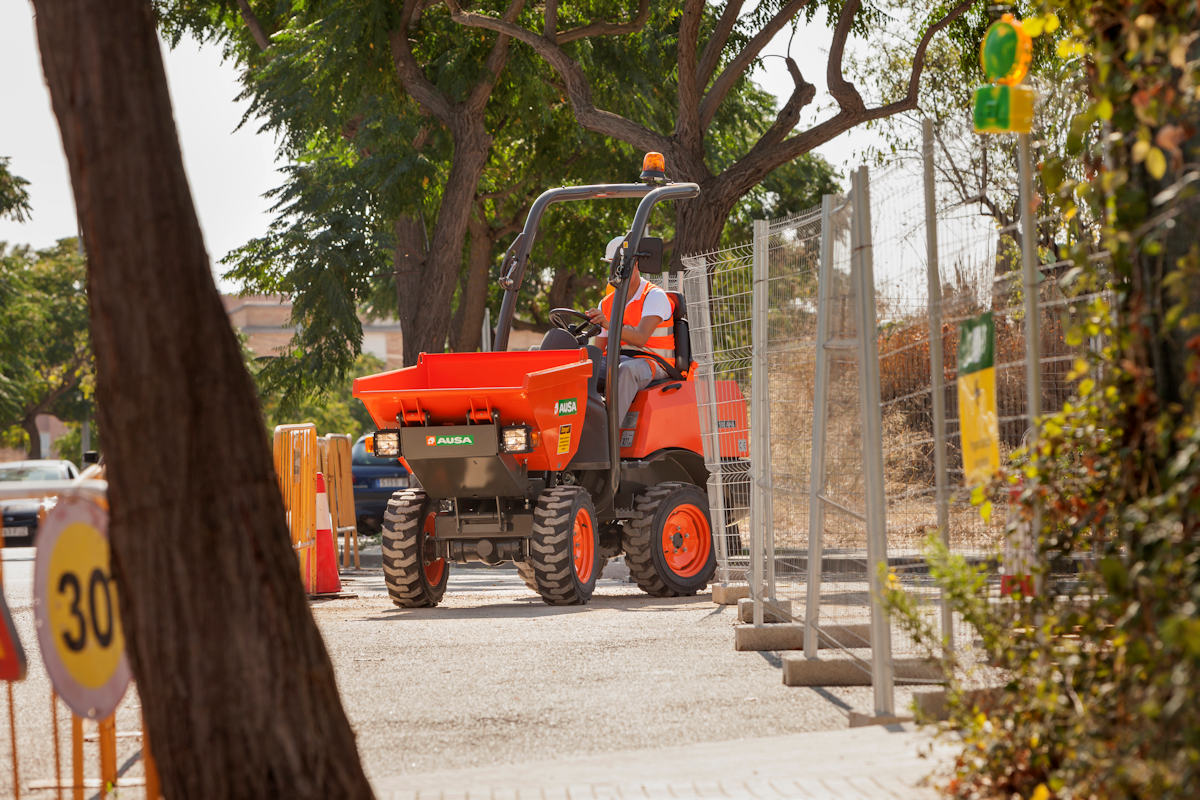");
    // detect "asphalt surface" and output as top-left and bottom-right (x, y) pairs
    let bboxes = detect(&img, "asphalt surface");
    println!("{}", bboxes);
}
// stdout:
(0, 545), (947, 799)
